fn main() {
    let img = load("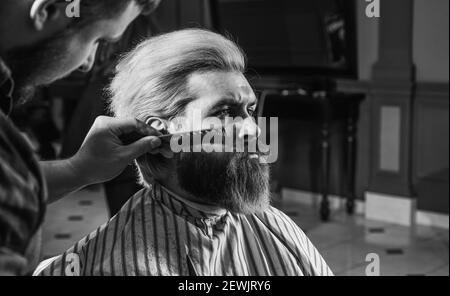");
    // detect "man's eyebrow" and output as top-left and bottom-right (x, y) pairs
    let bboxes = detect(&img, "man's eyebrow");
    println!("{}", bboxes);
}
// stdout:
(209, 96), (257, 111)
